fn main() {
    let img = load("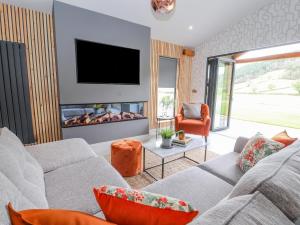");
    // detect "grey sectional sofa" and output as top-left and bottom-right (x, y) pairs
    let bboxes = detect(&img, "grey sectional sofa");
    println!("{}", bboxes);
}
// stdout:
(0, 126), (299, 225)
